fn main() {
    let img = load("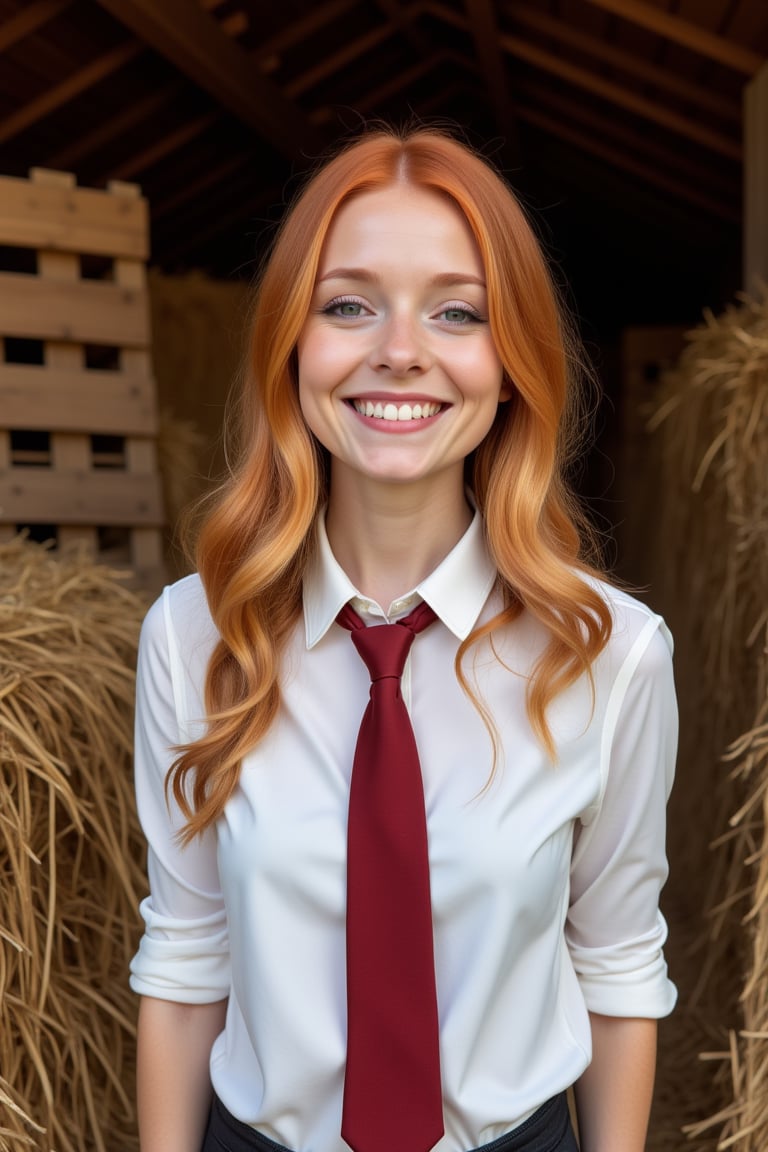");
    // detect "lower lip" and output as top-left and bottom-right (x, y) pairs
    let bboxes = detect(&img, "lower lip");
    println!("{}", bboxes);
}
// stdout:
(348, 404), (445, 432)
